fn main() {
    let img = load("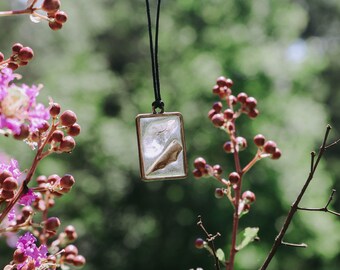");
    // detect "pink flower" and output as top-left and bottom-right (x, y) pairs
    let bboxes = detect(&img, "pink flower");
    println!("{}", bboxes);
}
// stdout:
(0, 158), (22, 180)
(19, 188), (37, 206)
(0, 68), (50, 135)
(16, 232), (48, 268)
